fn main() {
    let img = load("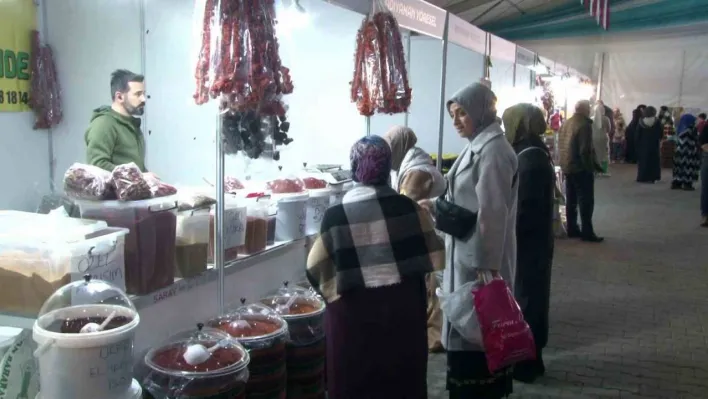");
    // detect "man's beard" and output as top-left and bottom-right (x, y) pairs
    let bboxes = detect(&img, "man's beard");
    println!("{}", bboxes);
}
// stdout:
(125, 102), (145, 116)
